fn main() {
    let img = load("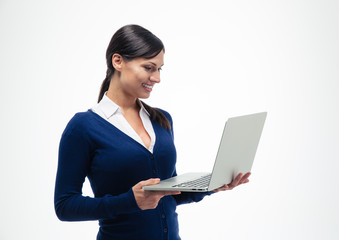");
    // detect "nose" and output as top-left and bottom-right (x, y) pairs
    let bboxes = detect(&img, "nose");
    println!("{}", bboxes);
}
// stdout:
(150, 72), (160, 83)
